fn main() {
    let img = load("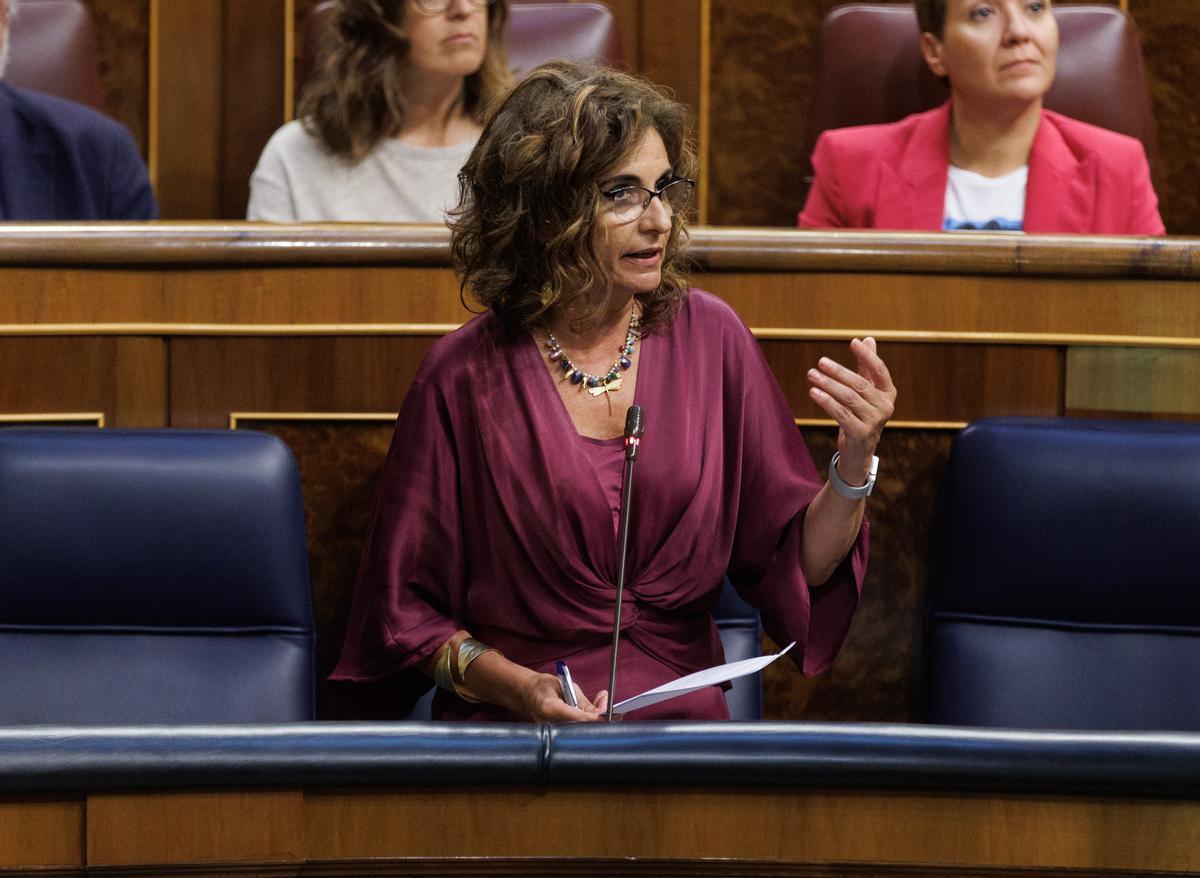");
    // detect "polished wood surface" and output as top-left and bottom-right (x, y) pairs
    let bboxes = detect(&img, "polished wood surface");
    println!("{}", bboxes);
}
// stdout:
(2, 225), (1195, 723)
(0, 799), (83, 871)
(3, 786), (1199, 875)
(87, 791), (303, 867)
